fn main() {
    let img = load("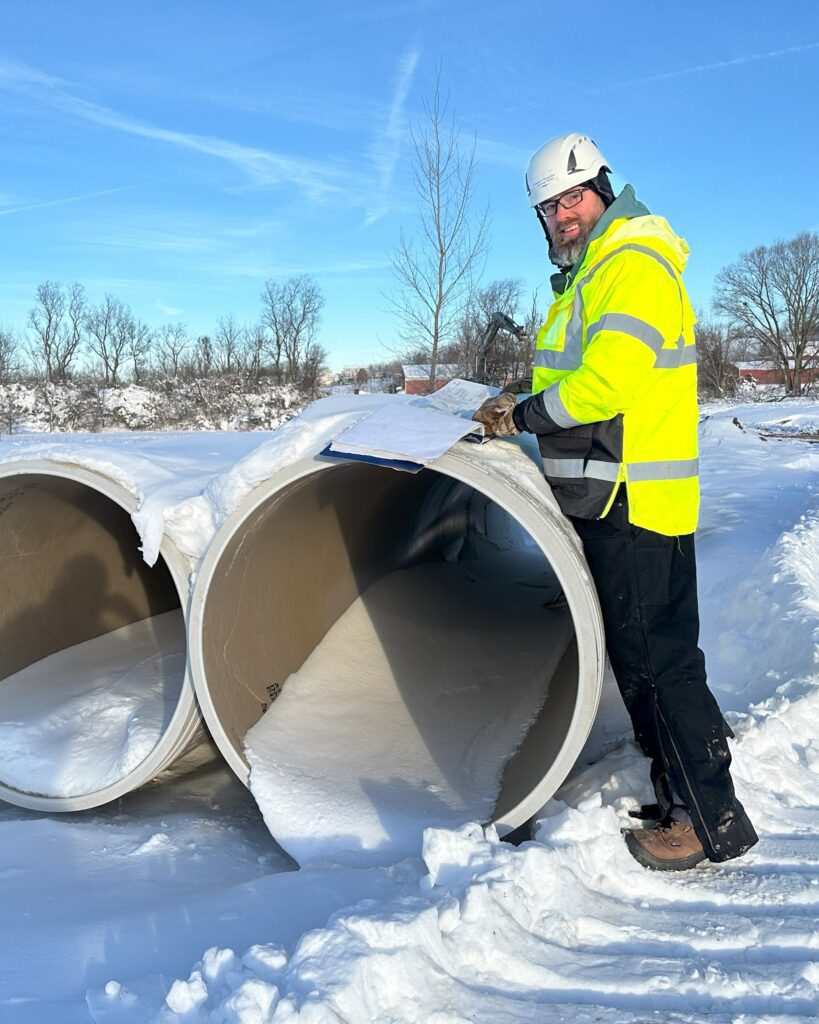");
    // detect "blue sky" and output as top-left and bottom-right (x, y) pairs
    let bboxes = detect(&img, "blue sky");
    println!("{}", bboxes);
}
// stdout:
(1, 1), (817, 371)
